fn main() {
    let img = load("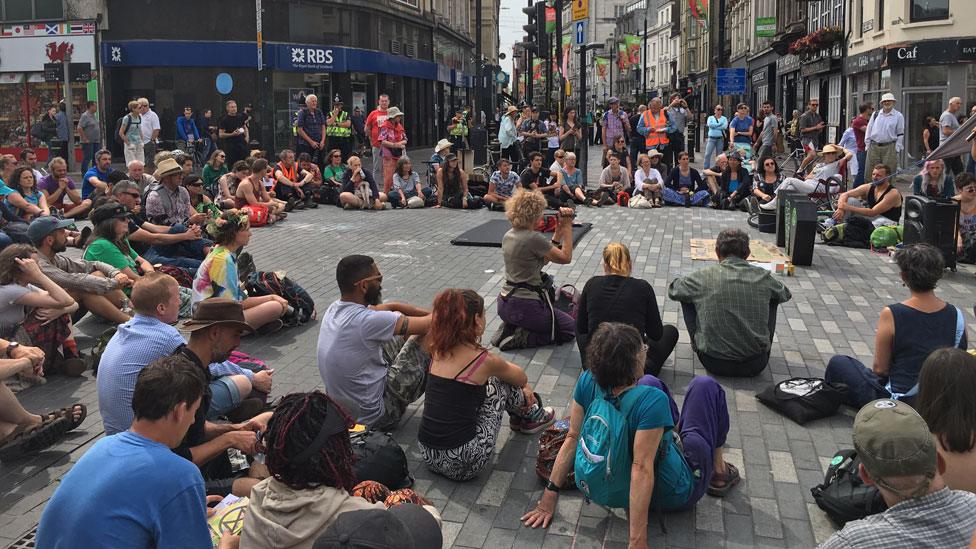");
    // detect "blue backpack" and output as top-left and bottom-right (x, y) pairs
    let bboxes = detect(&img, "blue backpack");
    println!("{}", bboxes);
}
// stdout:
(574, 385), (653, 508)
